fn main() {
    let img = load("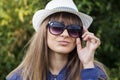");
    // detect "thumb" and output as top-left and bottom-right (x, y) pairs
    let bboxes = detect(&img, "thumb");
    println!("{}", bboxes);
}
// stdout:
(76, 38), (82, 50)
